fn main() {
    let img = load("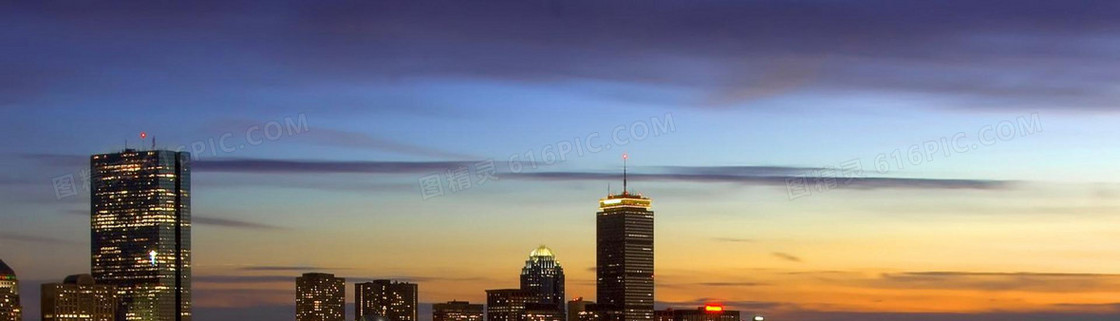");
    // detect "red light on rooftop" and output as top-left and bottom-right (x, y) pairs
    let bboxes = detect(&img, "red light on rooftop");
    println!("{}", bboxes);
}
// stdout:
(704, 304), (724, 312)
